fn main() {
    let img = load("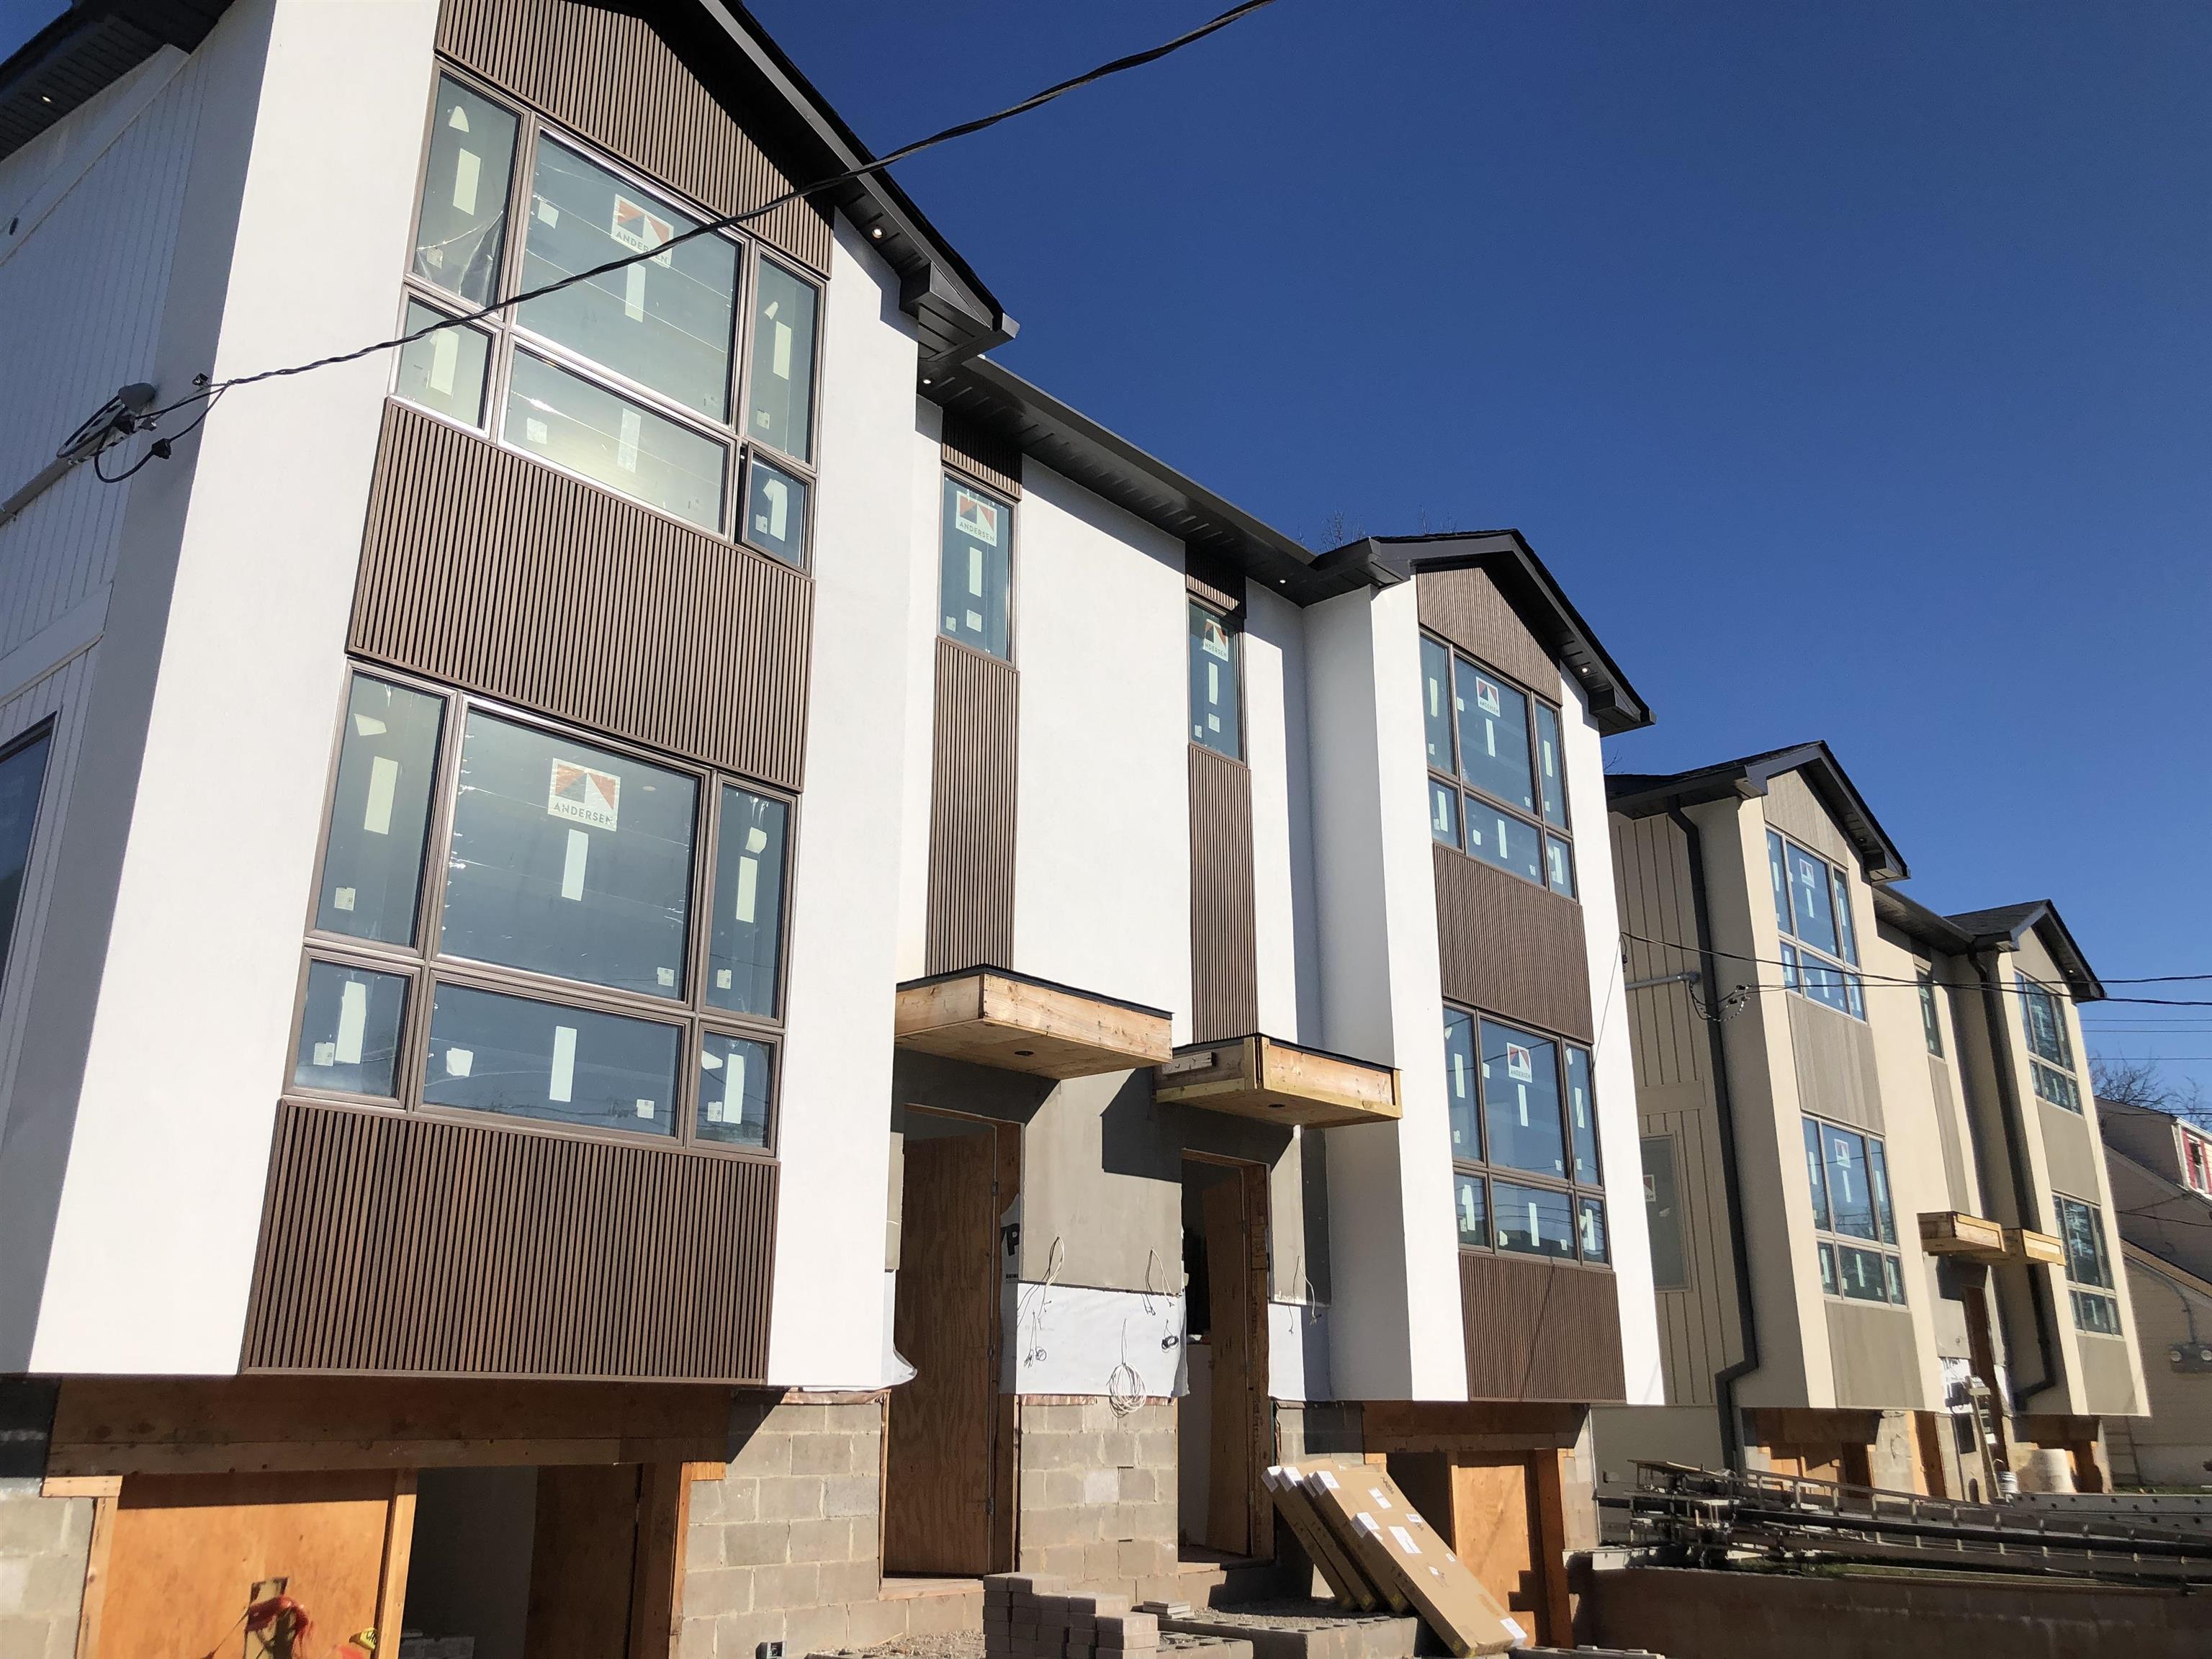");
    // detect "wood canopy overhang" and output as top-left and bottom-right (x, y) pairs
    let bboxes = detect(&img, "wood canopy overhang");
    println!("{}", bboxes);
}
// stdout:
(1152, 1035), (1401, 1129)
(893, 968), (1173, 1079)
